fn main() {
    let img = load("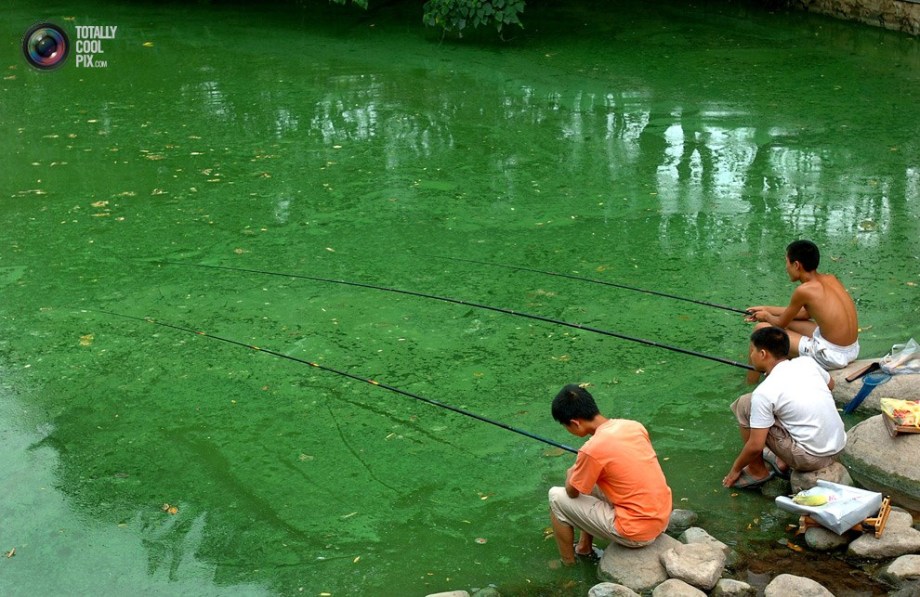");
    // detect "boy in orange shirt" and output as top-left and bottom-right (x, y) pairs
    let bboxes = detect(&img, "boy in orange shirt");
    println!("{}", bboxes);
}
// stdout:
(548, 384), (672, 566)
